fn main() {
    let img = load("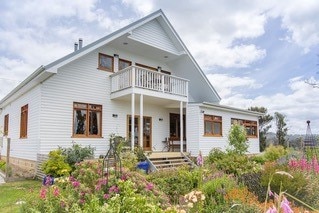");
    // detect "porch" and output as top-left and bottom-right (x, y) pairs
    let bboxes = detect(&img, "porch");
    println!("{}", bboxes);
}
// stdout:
(110, 66), (189, 153)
